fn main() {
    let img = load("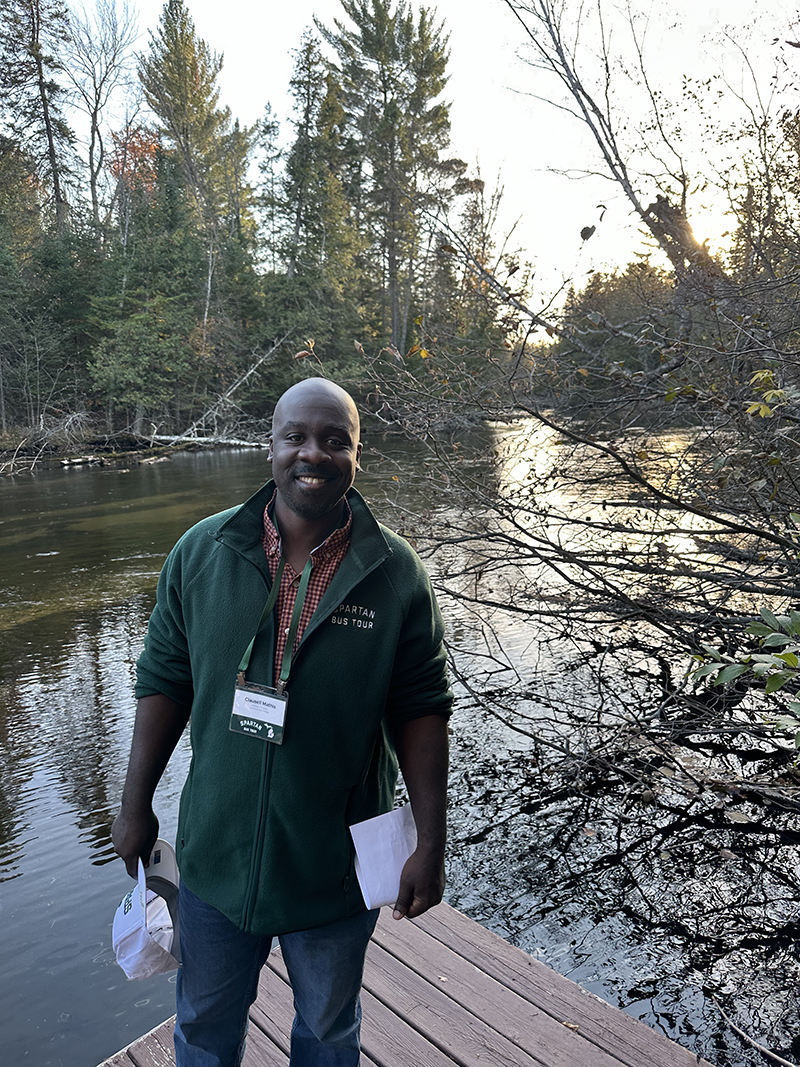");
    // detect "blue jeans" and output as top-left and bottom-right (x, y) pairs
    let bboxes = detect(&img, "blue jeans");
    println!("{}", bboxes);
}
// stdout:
(174, 883), (379, 1067)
